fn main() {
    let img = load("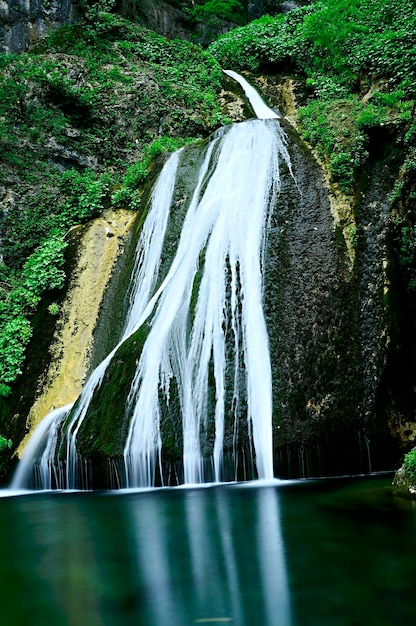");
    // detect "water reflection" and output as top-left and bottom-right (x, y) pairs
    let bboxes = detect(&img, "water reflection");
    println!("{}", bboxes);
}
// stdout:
(127, 486), (290, 624)
(257, 488), (291, 625)
(0, 478), (415, 625)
